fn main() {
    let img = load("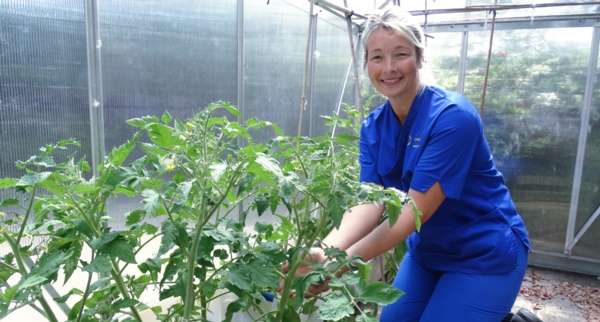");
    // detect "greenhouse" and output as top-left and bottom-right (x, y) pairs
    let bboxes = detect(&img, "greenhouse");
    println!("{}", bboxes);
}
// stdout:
(1, 0), (599, 321)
